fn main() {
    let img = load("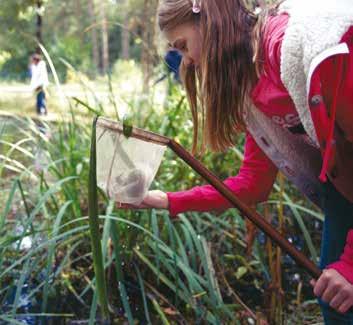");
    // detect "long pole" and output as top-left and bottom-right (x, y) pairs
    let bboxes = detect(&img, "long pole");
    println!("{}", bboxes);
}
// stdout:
(96, 118), (322, 278)
(167, 140), (322, 279)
